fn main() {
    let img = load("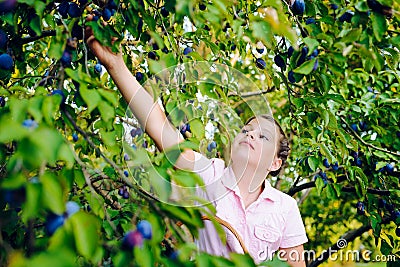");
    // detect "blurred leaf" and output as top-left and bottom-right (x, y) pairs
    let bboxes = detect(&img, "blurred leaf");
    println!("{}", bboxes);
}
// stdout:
(21, 183), (42, 223)
(69, 212), (101, 260)
(41, 172), (64, 214)
(57, 143), (75, 169)
(30, 128), (64, 165)
(133, 245), (153, 267)
(26, 248), (77, 267)
(148, 166), (171, 202)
